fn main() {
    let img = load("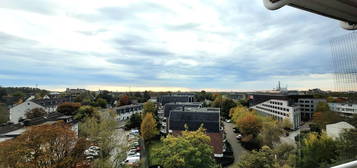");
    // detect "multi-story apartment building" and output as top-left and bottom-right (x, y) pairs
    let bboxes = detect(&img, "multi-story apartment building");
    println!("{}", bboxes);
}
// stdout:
(328, 103), (357, 116)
